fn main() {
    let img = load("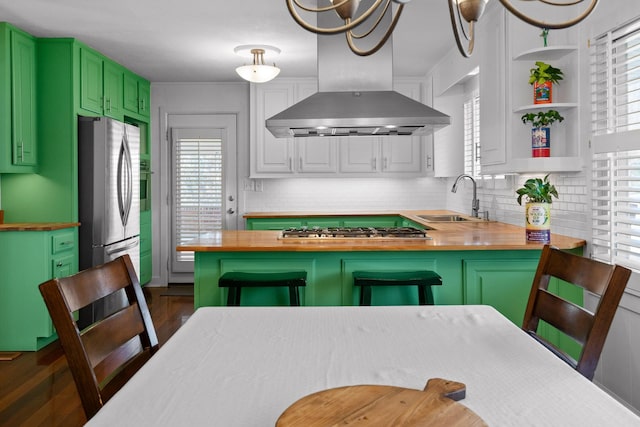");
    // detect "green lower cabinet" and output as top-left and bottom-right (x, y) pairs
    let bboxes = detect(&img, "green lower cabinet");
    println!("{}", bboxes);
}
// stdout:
(0, 227), (78, 351)
(463, 258), (582, 359)
(139, 209), (152, 285)
(194, 248), (582, 358)
(245, 216), (422, 230)
(463, 259), (538, 325)
(247, 219), (303, 230)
